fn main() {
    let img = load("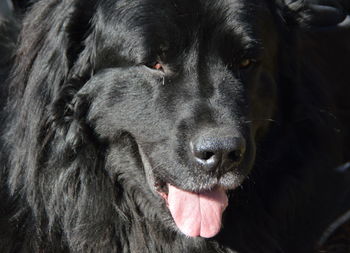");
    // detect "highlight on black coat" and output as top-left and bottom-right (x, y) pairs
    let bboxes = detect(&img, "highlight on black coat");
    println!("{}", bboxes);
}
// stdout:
(1, 0), (350, 252)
